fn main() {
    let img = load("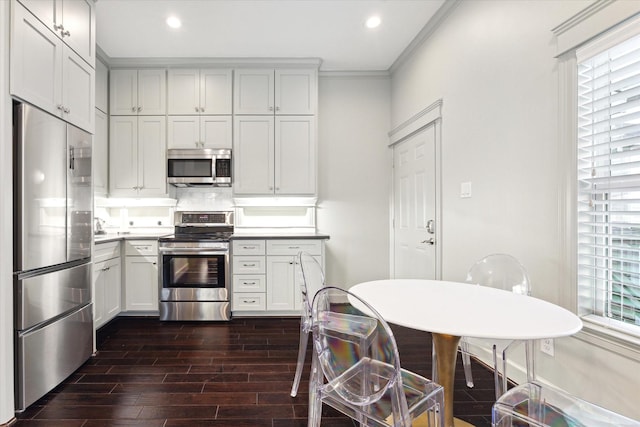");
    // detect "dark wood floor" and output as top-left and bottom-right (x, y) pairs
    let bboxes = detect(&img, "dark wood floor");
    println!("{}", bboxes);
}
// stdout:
(14, 317), (496, 426)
